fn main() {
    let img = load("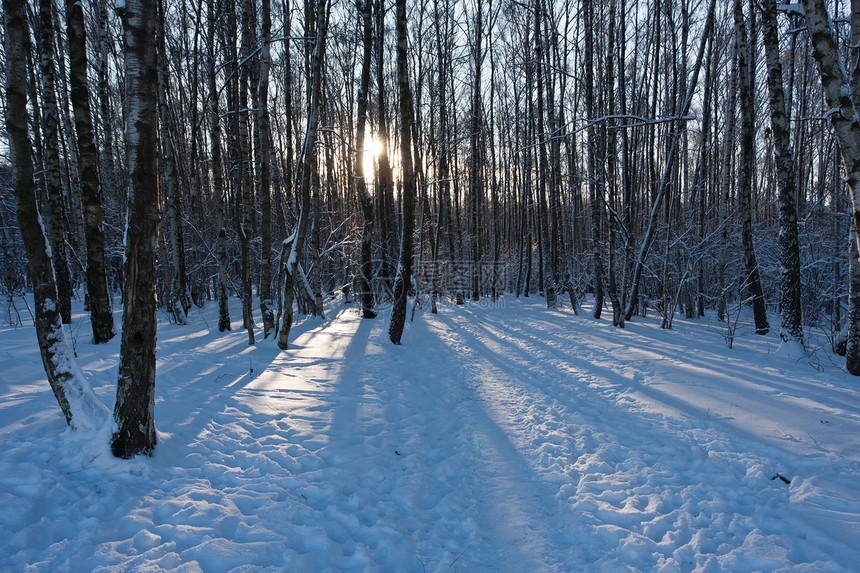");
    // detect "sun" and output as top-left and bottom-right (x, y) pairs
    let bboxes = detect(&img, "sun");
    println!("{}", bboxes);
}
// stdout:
(362, 135), (383, 179)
